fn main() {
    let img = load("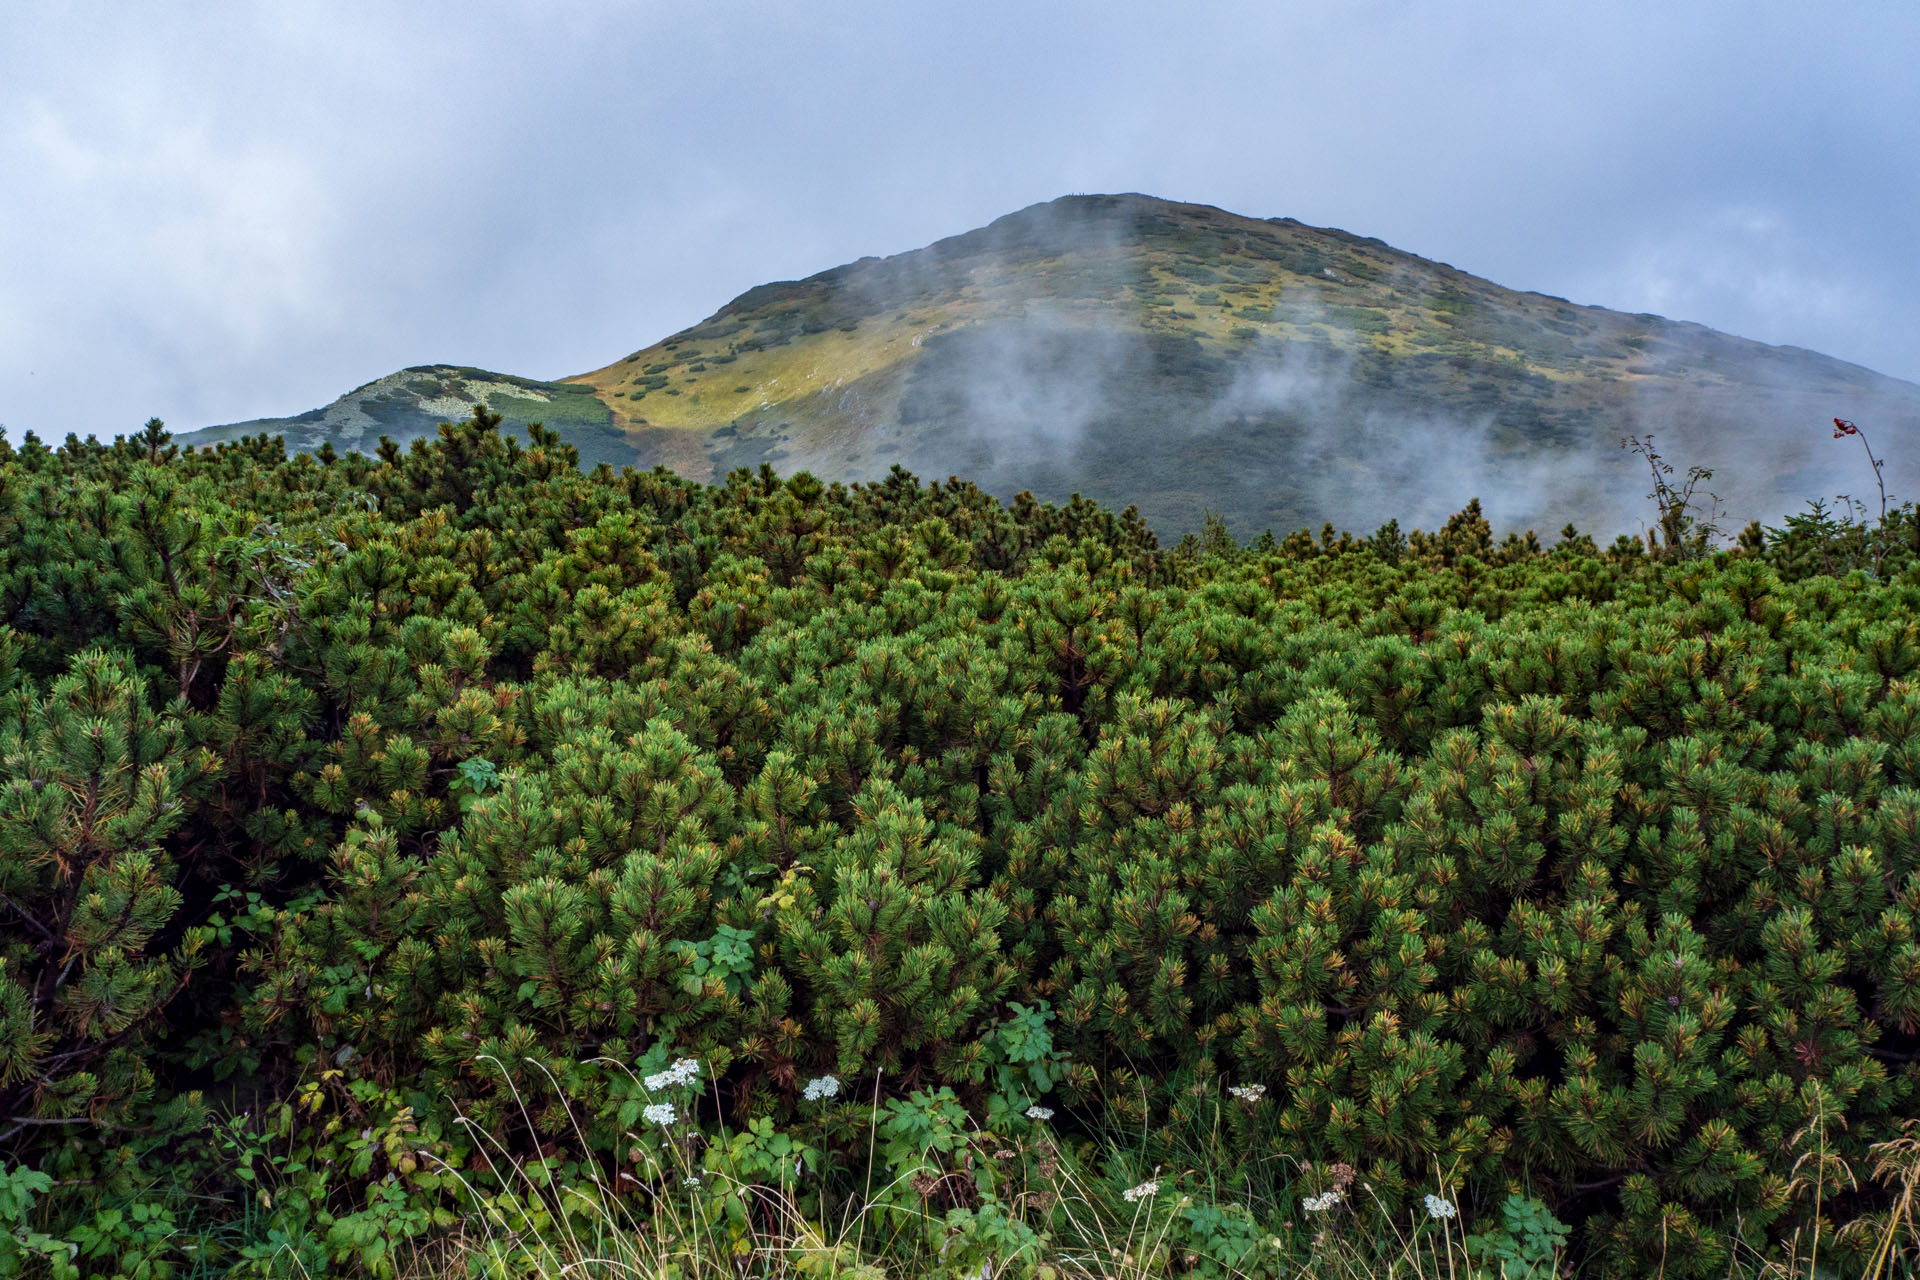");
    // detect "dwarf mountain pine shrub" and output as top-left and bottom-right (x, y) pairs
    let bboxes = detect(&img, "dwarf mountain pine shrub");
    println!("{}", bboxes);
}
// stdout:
(0, 406), (1916, 1276)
